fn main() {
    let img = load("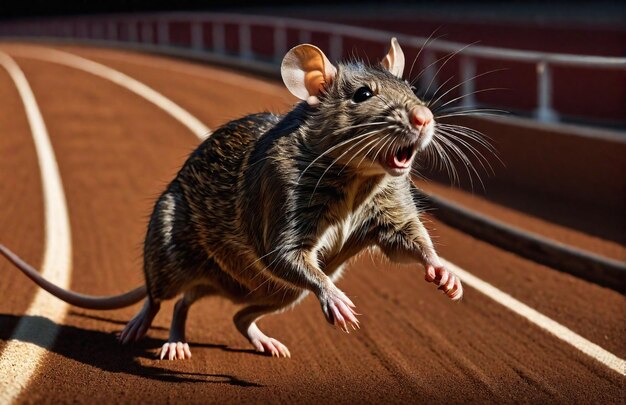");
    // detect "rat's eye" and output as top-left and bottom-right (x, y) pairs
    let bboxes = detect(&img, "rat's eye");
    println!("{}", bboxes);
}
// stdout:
(352, 86), (374, 103)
